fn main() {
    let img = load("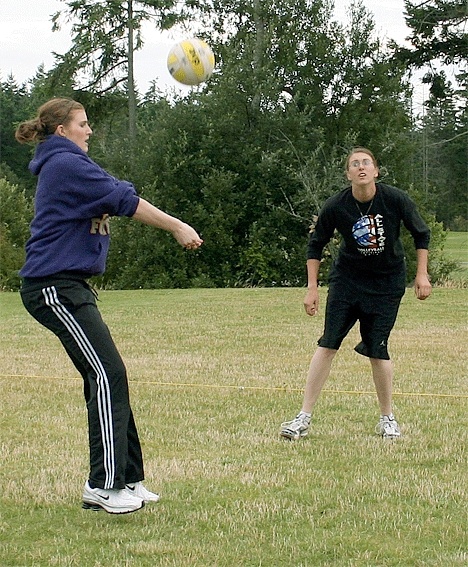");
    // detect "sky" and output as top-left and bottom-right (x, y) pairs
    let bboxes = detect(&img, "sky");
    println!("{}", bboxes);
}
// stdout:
(1, 0), (420, 98)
